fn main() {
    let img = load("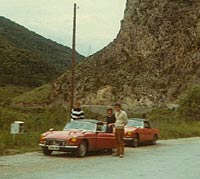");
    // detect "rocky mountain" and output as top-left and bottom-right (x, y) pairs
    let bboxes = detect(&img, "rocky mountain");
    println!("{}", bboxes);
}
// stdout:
(14, 0), (200, 111)
(0, 16), (84, 84)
